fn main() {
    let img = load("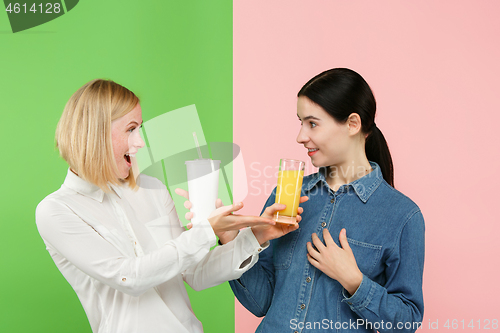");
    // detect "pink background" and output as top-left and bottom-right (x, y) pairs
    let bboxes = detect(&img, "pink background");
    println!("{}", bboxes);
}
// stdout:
(233, 1), (500, 332)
